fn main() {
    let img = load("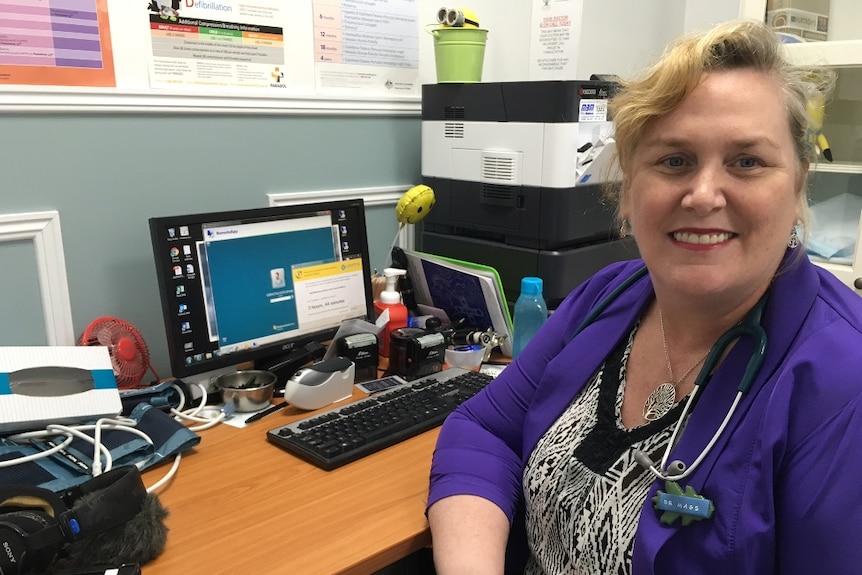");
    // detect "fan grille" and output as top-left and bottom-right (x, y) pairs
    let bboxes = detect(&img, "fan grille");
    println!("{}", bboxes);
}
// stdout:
(79, 317), (156, 388)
